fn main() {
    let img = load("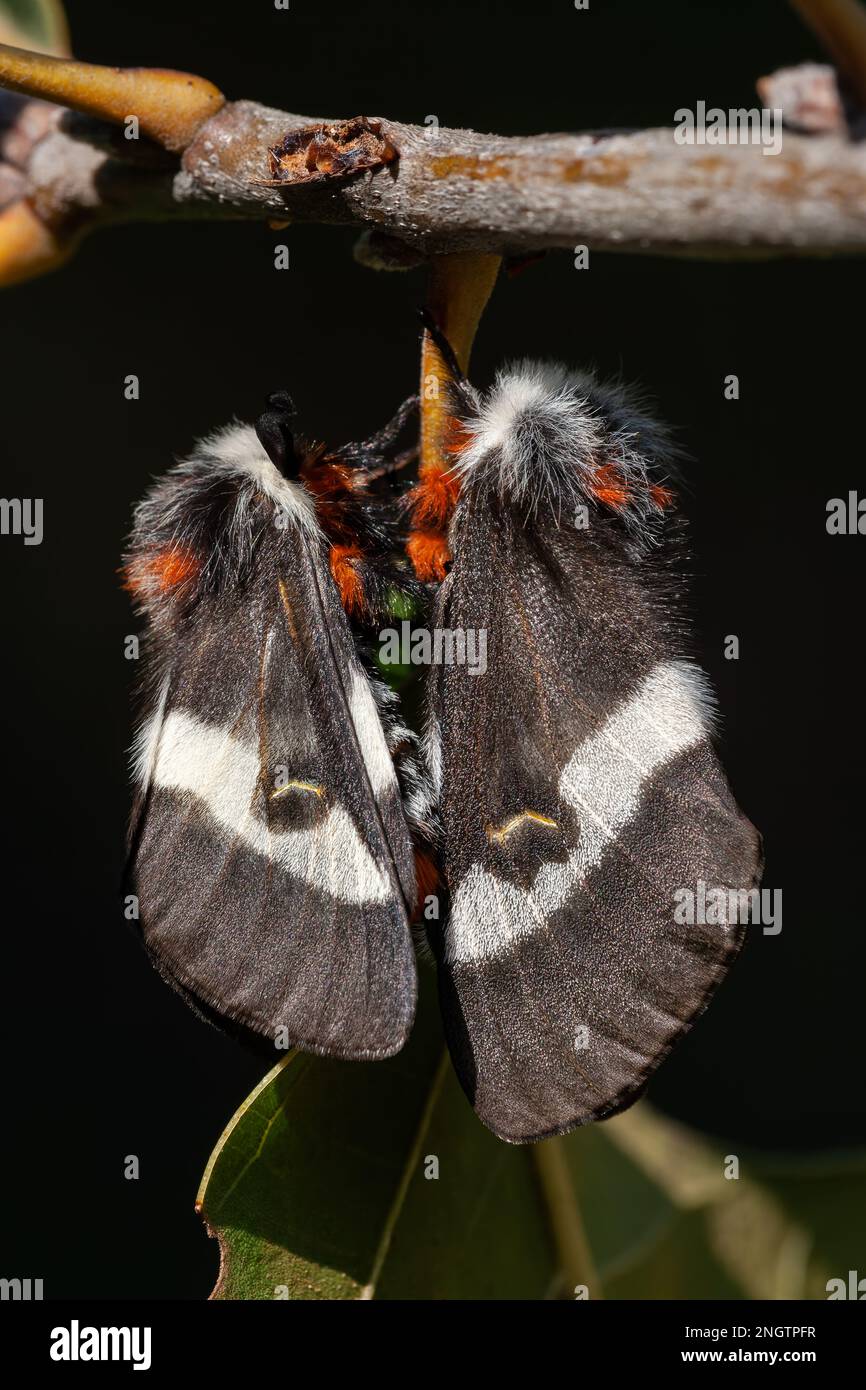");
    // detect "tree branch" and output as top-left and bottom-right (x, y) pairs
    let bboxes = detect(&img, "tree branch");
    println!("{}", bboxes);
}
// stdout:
(3, 25), (866, 285)
(183, 98), (866, 256)
(6, 95), (866, 262)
